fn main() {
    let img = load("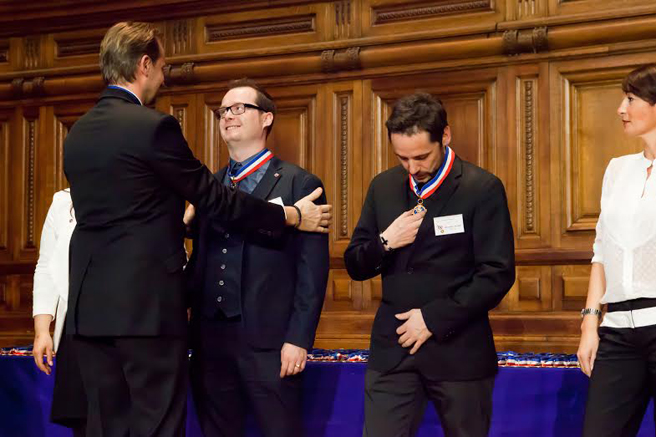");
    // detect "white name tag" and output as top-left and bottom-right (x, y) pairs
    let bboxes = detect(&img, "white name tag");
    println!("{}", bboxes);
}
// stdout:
(268, 196), (284, 207)
(433, 214), (465, 236)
